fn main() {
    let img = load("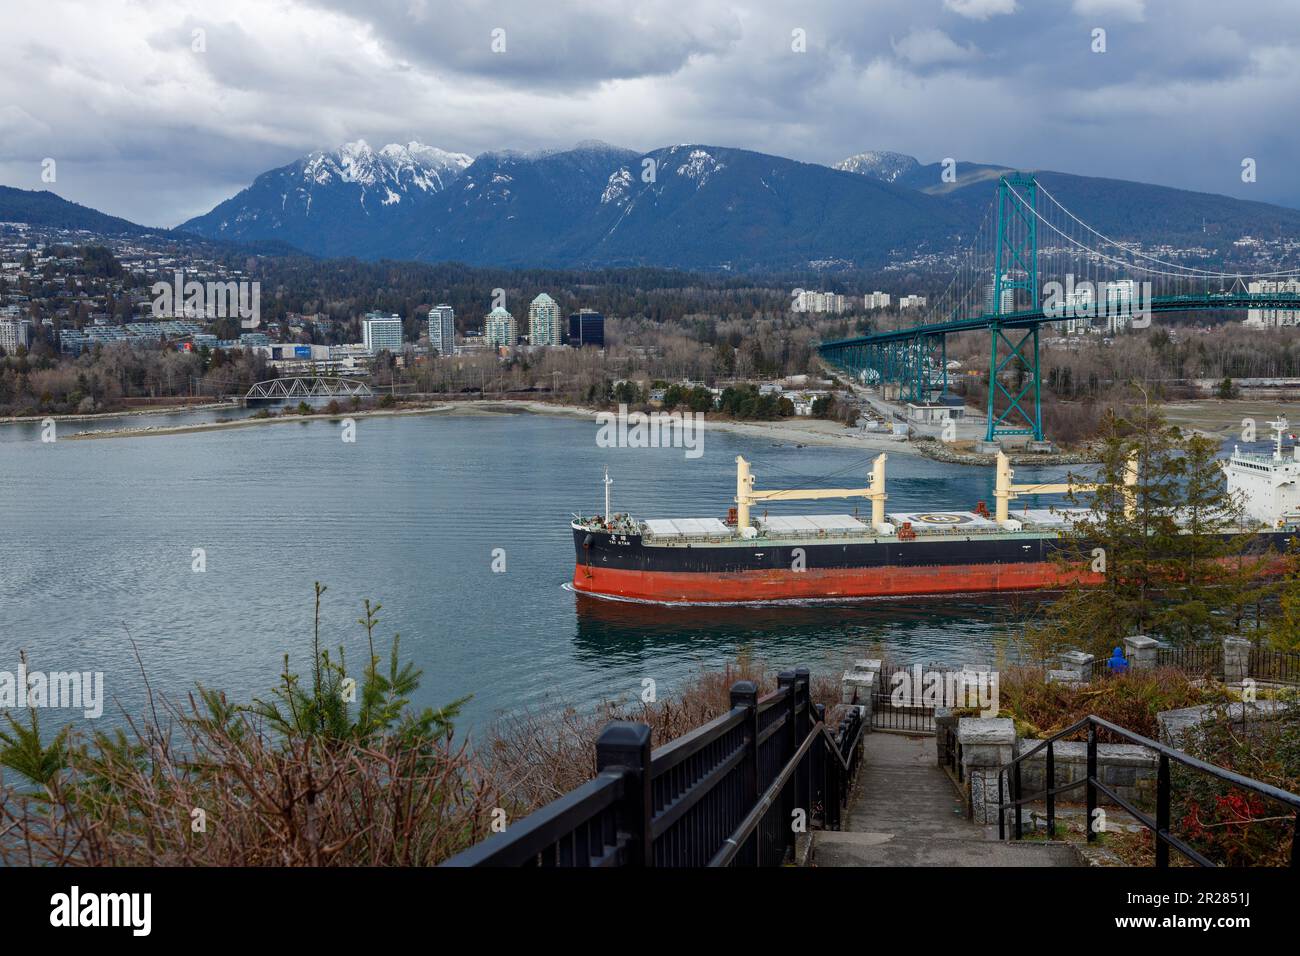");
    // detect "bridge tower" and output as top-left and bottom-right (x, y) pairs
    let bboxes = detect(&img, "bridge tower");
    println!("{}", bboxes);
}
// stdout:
(985, 174), (1043, 443)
